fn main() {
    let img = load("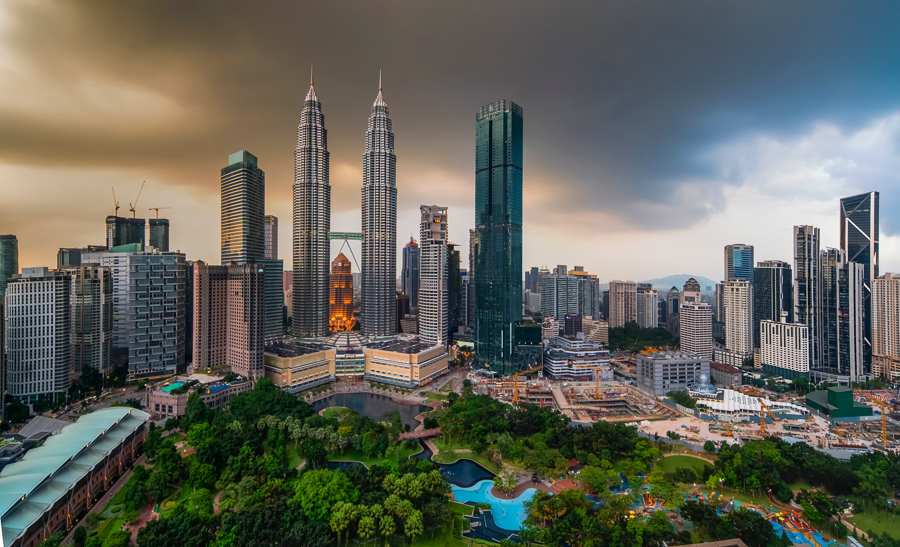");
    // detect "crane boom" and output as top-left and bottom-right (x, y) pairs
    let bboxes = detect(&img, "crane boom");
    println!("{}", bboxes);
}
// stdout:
(512, 365), (545, 404)
(758, 400), (780, 436)
(111, 186), (120, 216)
(864, 394), (889, 446)
(129, 181), (145, 218)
